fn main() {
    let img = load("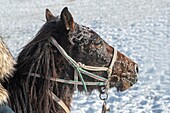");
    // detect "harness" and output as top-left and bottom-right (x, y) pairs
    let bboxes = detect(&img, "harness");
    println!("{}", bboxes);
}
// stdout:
(30, 36), (118, 113)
